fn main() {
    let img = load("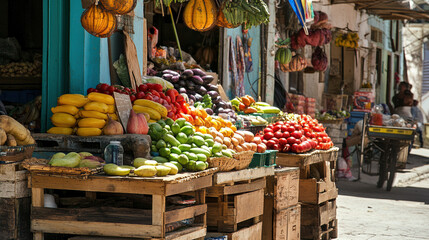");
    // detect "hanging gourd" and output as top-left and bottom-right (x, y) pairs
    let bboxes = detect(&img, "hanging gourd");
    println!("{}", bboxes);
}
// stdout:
(216, 3), (239, 29)
(81, 3), (117, 38)
(99, 0), (137, 15)
(183, 0), (217, 32)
